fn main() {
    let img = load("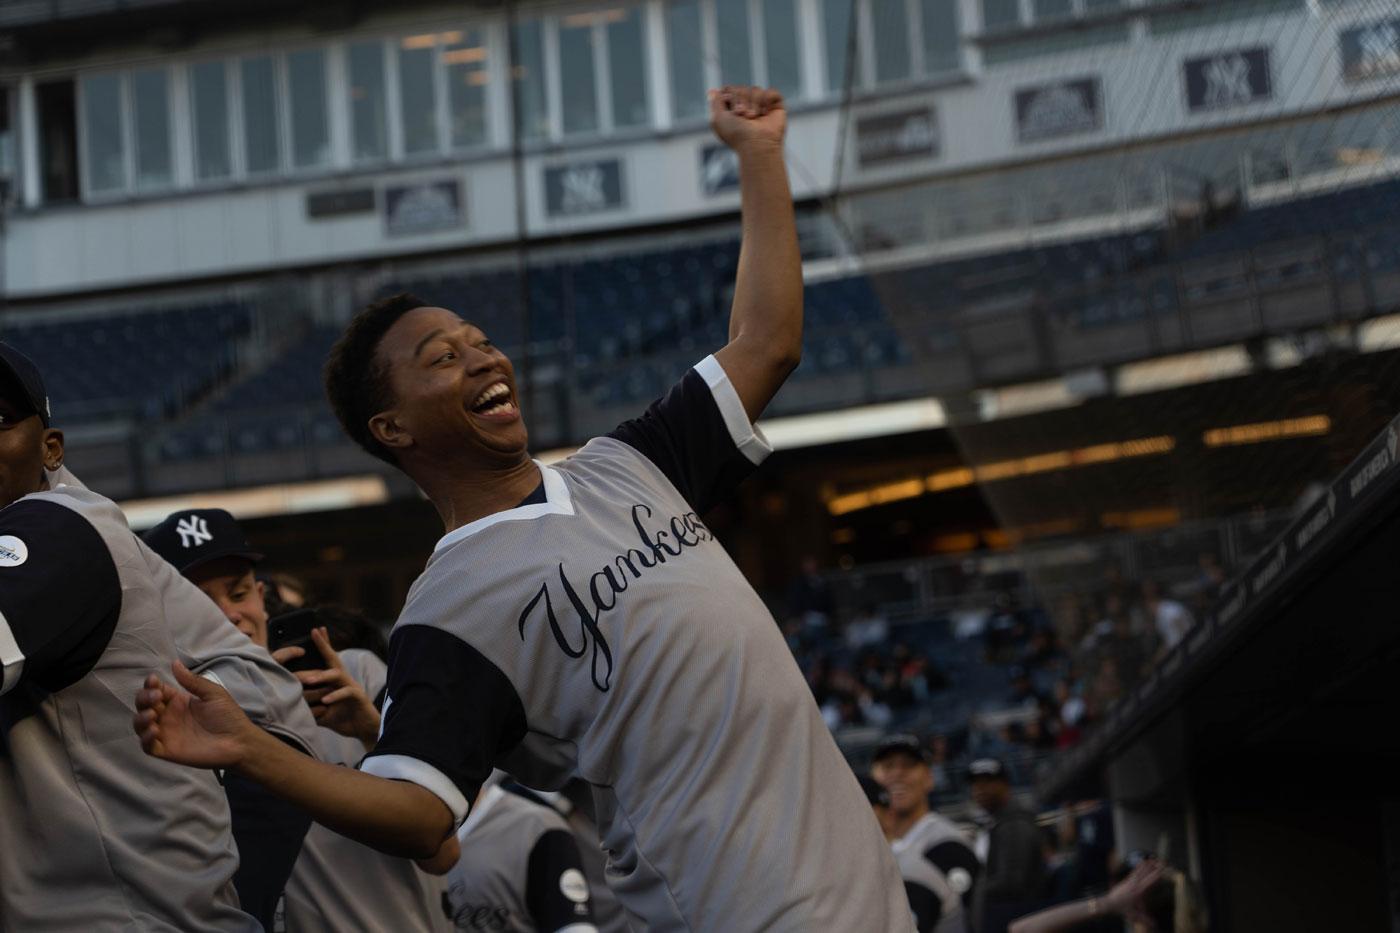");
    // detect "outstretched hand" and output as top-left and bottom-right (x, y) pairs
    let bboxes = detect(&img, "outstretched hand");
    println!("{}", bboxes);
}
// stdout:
(710, 86), (786, 153)
(133, 661), (255, 770)
(297, 626), (381, 751)
(1103, 859), (1167, 920)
